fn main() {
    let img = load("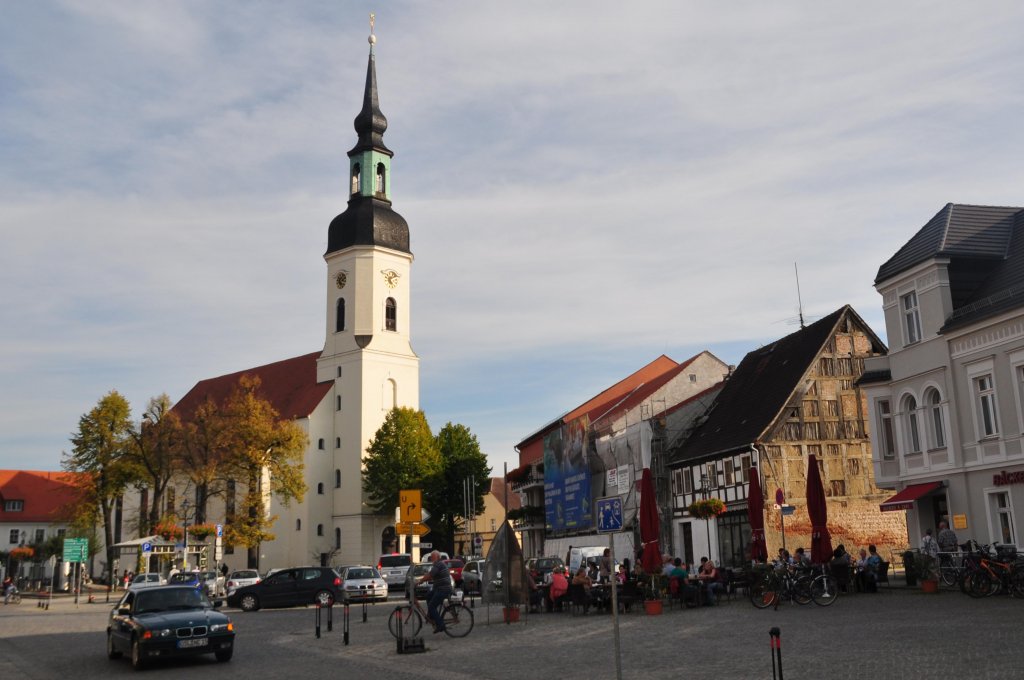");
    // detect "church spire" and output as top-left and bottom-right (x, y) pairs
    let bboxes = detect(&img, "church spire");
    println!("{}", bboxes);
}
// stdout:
(350, 14), (391, 156)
